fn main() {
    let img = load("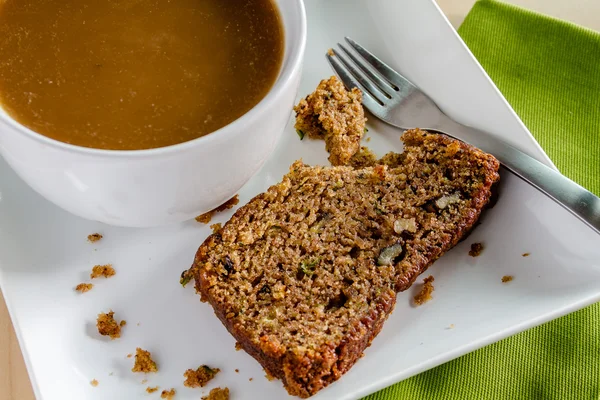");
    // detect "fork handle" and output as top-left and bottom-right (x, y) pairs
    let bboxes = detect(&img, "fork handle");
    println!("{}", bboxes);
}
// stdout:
(431, 119), (600, 236)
